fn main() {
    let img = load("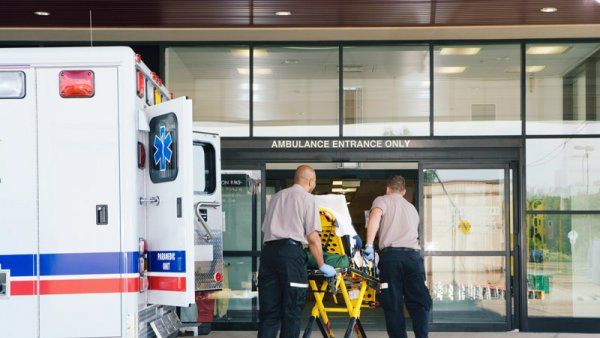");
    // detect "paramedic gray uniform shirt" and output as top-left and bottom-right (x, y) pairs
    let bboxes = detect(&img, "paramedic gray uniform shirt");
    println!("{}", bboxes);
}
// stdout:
(371, 194), (420, 250)
(262, 184), (322, 245)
